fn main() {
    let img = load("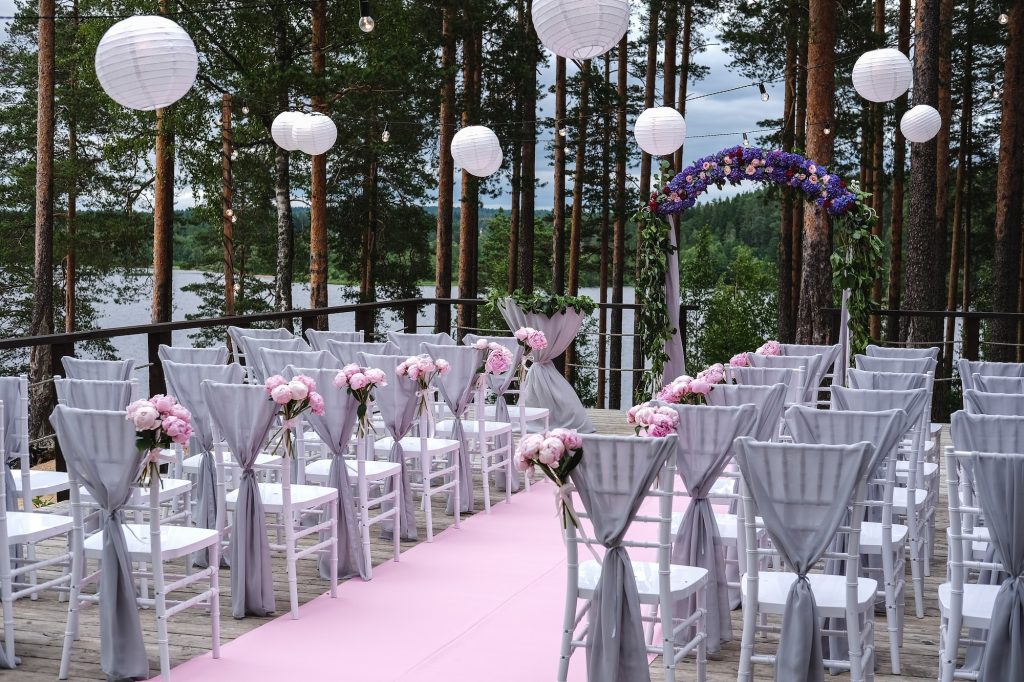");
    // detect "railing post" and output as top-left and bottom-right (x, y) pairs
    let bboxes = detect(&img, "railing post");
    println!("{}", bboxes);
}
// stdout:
(49, 340), (74, 496)
(964, 316), (980, 361)
(147, 329), (172, 396)
(403, 301), (418, 334)
(300, 313), (316, 337)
